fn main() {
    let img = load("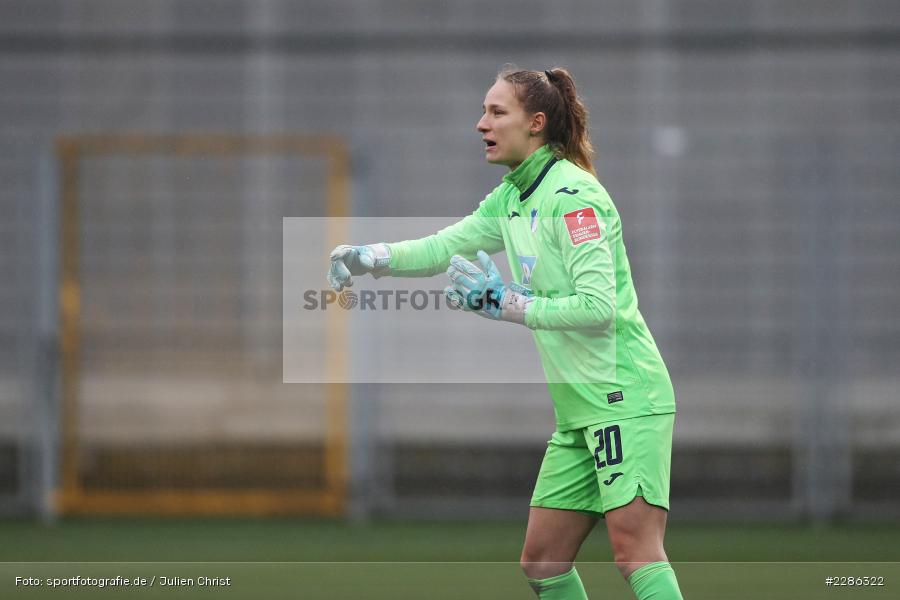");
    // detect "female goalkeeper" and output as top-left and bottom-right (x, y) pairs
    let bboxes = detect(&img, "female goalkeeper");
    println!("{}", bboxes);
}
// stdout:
(328, 66), (683, 600)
